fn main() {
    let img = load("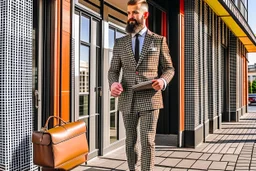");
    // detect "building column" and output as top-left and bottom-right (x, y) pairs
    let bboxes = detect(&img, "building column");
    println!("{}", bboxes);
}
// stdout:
(184, 0), (203, 147)
(229, 33), (239, 121)
(0, 0), (36, 170)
